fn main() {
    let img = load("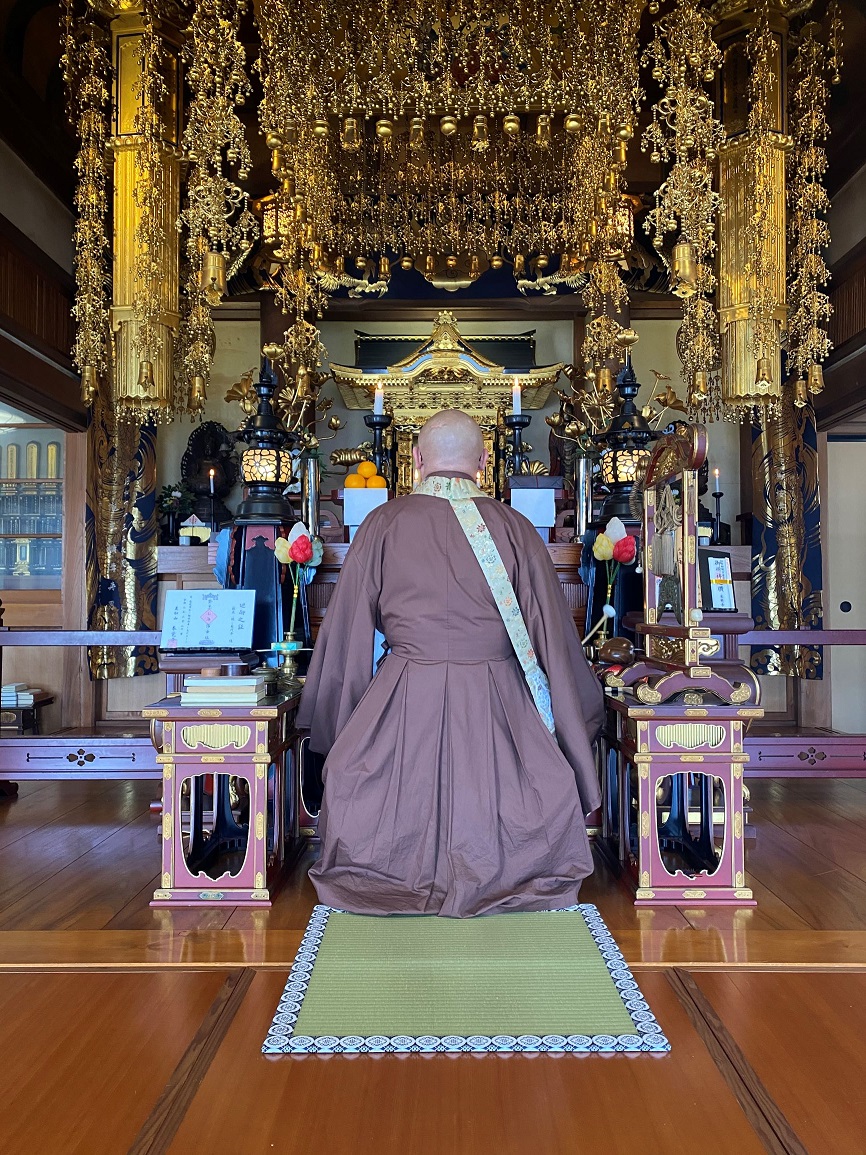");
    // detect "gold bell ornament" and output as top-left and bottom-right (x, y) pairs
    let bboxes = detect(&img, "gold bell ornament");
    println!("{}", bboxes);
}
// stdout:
(755, 357), (773, 387)
(81, 364), (98, 406)
(807, 362), (825, 395)
(692, 370), (709, 397)
(597, 367), (616, 395)
(200, 250), (227, 299)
